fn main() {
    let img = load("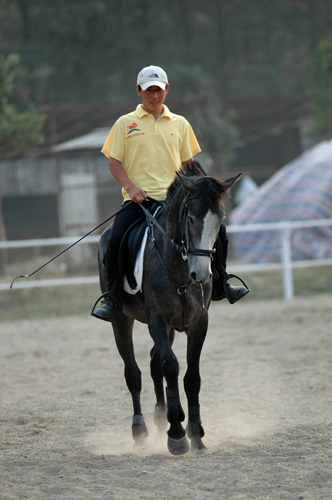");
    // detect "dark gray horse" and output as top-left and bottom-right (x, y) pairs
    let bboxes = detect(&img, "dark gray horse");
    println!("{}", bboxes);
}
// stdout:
(97, 161), (240, 455)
